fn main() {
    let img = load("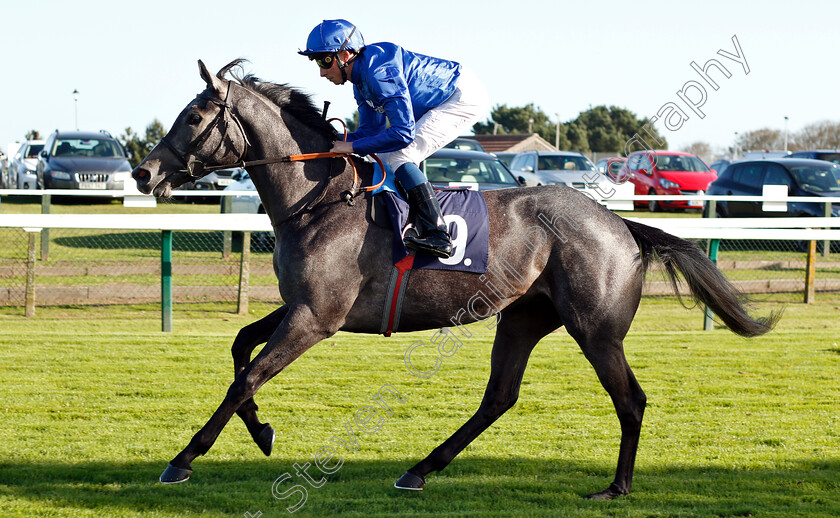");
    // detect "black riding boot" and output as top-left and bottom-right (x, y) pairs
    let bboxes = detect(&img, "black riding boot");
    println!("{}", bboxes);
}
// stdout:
(404, 182), (453, 258)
